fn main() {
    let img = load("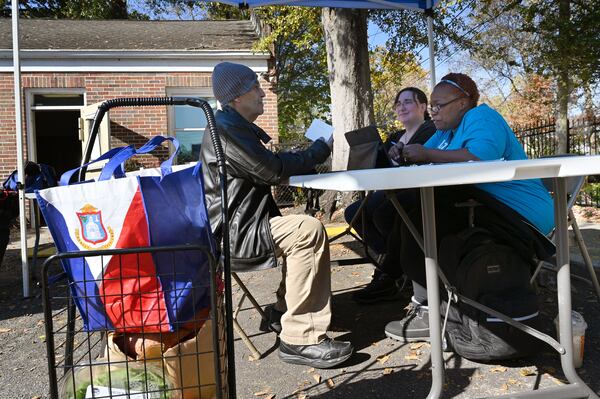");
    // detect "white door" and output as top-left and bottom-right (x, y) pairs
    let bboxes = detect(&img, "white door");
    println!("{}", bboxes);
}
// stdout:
(79, 102), (111, 174)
